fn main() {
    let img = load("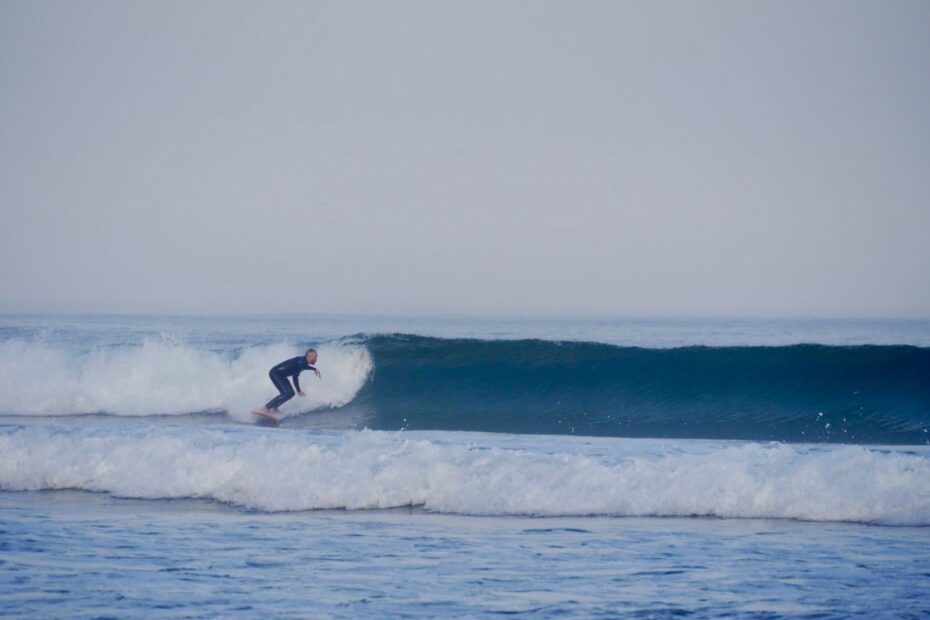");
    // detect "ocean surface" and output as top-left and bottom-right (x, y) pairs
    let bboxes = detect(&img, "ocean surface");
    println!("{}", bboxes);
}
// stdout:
(1, 314), (929, 618)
